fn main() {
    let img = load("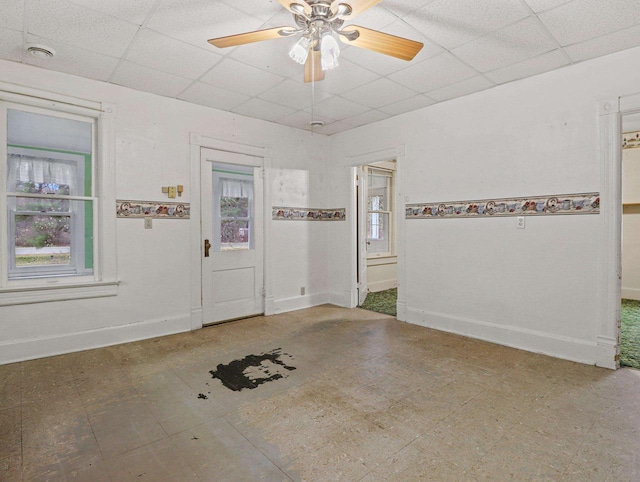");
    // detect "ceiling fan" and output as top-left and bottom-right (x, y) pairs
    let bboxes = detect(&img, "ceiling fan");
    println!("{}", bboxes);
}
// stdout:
(208, 0), (424, 83)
